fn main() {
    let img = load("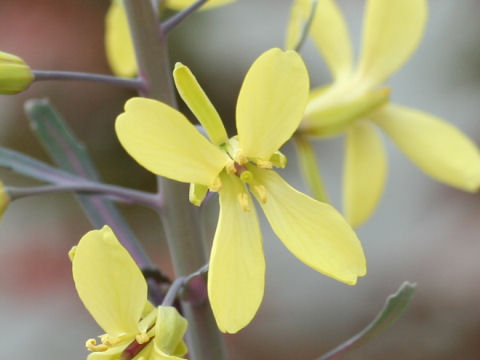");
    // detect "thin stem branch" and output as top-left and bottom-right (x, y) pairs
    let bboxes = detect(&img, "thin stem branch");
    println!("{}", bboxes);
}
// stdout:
(162, 0), (208, 34)
(7, 181), (163, 209)
(295, 0), (320, 52)
(162, 263), (209, 306)
(32, 70), (144, 90)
